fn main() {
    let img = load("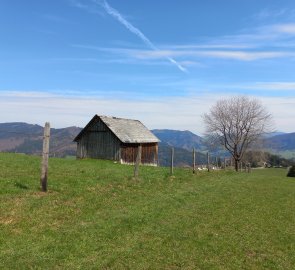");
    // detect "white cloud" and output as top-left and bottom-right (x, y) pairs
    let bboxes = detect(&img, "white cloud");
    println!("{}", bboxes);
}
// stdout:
(104, 47), (291, 61)
(164, 44), (253, 49)
(237, 82), (295, 91)
(72, 20), (295, 67)
(78, 42), (293, 62)
(254, 8), (289, 20)
(198, 50), (289, 61)
(1, 91), (294, 133)
(68, 0), (104, 16)
(72, 0), (186, 72)
(273, 23), (295, 34)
